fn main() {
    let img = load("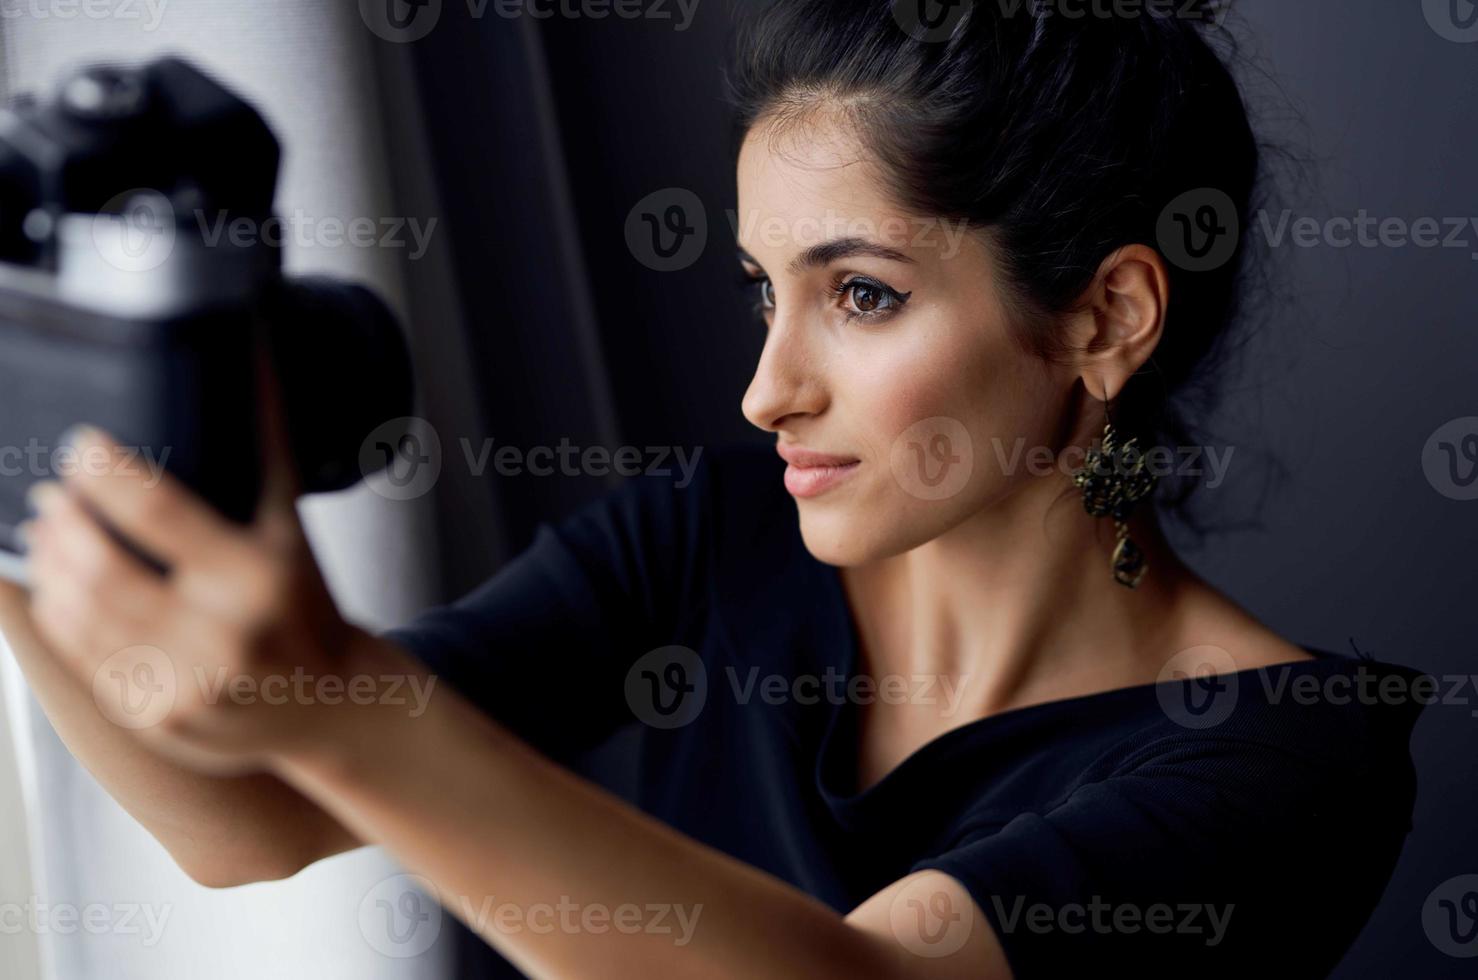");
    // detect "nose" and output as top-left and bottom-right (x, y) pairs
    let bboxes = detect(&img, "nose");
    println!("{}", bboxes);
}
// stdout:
(740, 313), (827, 433)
